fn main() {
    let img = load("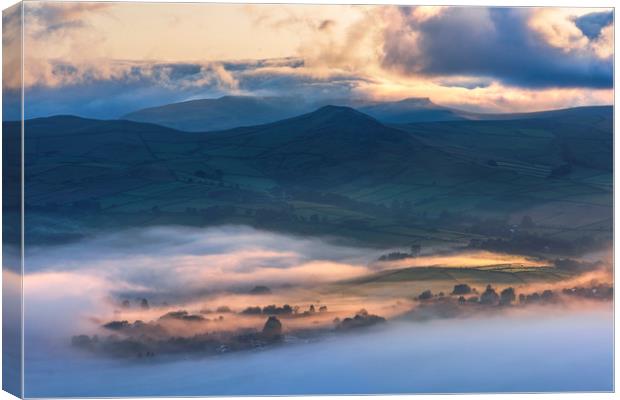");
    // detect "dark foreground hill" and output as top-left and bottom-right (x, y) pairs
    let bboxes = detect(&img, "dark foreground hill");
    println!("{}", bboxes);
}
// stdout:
(13, 105), (612, 250)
